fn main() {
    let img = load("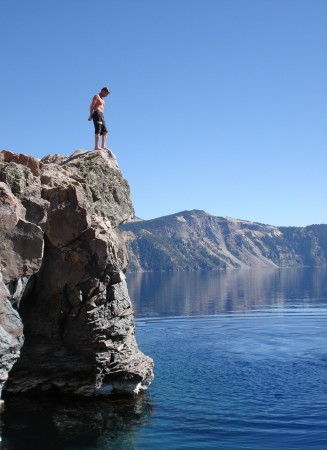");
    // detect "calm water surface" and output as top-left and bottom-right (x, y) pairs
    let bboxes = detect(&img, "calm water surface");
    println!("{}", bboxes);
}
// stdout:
(1, 267), (327, 449)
